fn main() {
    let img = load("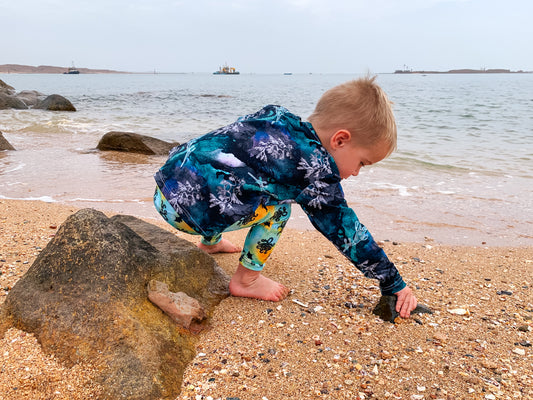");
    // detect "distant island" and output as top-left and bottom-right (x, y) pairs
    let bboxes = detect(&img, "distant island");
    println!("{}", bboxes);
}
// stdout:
(394, 68), (531, 74)
(0, 64), (128, 74)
